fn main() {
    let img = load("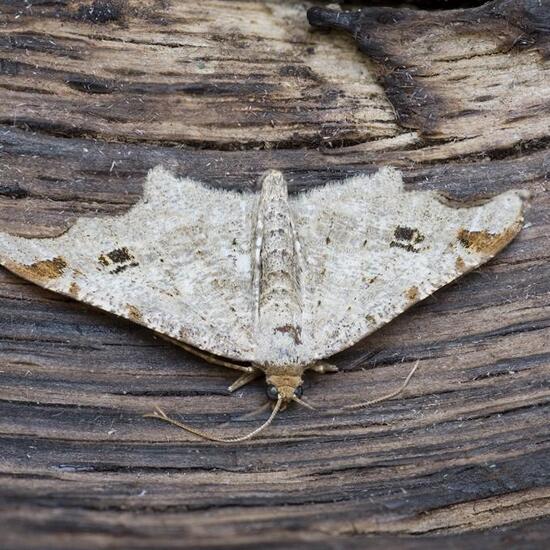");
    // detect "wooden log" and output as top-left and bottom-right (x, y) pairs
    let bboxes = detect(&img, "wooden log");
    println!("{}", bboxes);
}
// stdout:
(0, 0), (548, 548)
